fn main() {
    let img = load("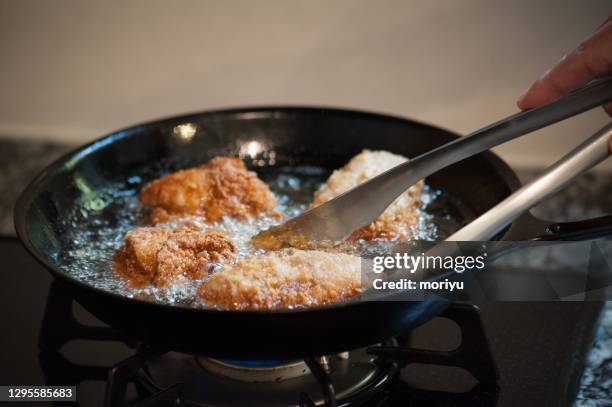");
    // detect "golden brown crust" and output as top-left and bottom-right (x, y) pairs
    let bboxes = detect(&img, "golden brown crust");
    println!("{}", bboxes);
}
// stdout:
(198, 249), (363, 310)
(113, 227), (236, 287)
(140, 157), (277, 223)
(310, 150), (423, 241)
